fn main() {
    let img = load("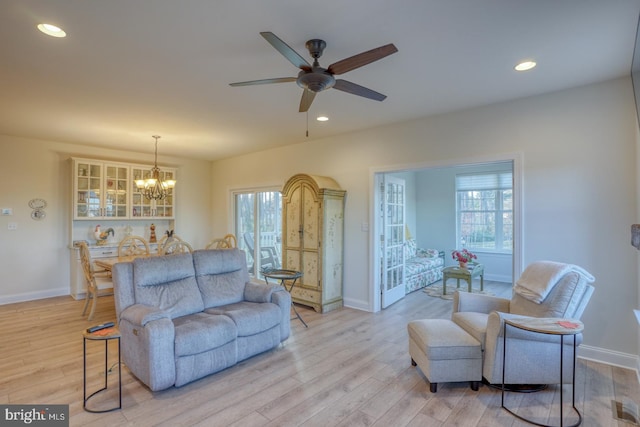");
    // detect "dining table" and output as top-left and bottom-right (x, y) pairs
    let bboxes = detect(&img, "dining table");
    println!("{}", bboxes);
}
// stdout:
(94, 254), (156, 272)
